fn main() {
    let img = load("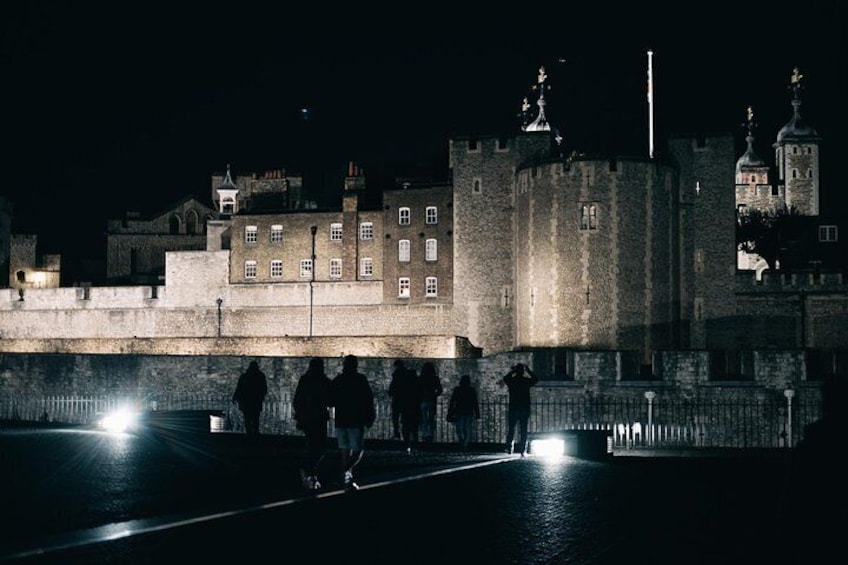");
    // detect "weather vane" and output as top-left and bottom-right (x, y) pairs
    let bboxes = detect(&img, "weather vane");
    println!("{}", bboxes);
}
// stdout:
(743, 105), (757, 136)
(789, 66), (804, 99)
